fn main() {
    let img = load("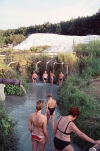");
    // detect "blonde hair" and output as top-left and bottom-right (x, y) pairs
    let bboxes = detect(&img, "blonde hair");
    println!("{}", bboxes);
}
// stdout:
(36, 100), (44, 111)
